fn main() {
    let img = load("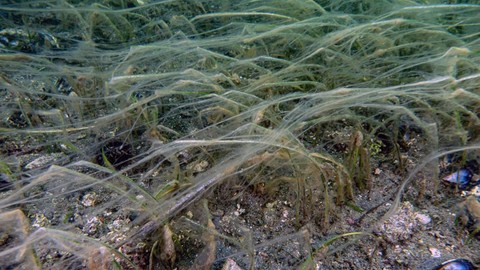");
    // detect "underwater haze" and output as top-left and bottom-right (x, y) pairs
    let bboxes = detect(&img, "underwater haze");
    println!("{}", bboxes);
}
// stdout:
(0, 0), (480, 269)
